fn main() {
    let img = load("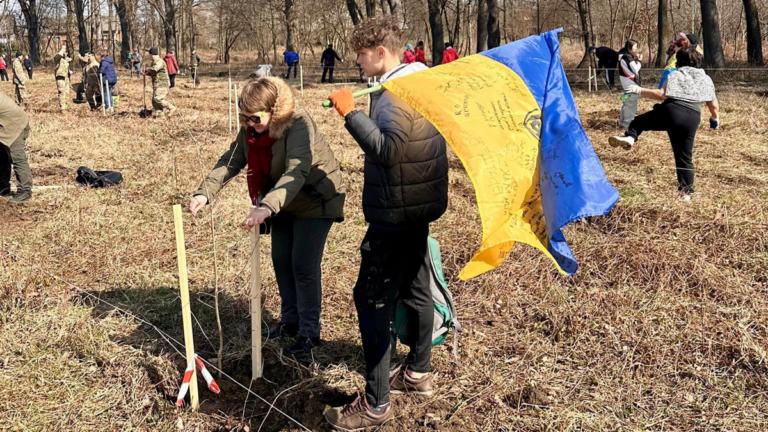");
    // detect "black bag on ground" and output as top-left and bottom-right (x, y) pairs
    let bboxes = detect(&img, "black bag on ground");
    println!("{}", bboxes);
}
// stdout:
(76, 166), (123, 188)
